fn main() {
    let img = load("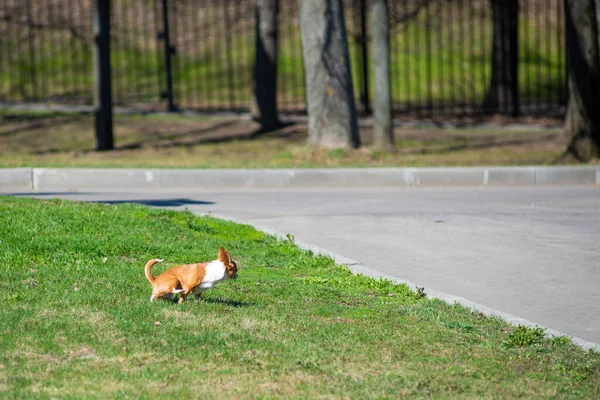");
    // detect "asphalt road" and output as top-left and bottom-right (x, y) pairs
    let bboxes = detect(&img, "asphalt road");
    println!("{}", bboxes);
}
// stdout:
(5, 186), (600, 346)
